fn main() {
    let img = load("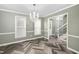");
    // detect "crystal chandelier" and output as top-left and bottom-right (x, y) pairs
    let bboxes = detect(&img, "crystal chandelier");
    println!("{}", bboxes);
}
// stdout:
(29, 4), (39, 22)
